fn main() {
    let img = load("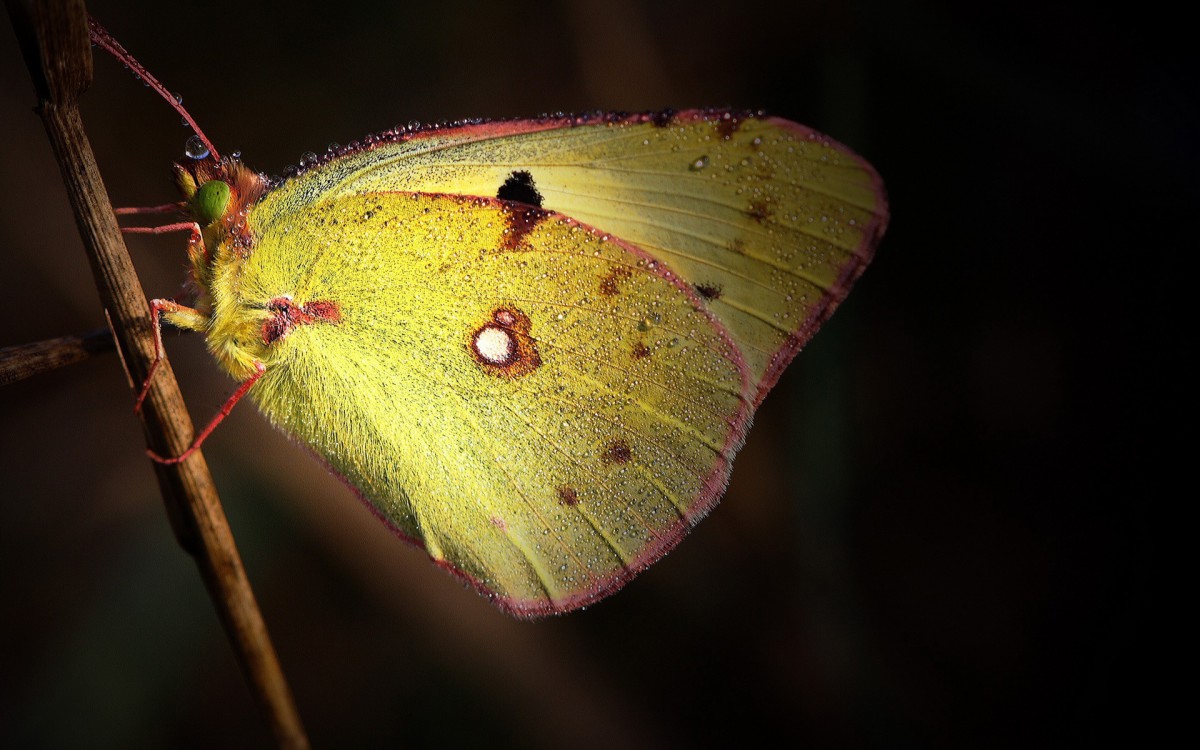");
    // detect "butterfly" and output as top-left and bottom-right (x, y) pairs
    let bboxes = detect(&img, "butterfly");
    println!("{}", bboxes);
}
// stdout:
(94, 20), (888, 617)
